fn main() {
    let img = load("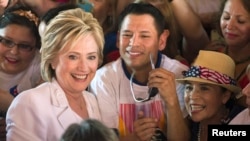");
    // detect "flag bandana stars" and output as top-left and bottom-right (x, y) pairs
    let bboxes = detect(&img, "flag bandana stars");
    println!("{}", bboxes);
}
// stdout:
(182, 66), (237, 86)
